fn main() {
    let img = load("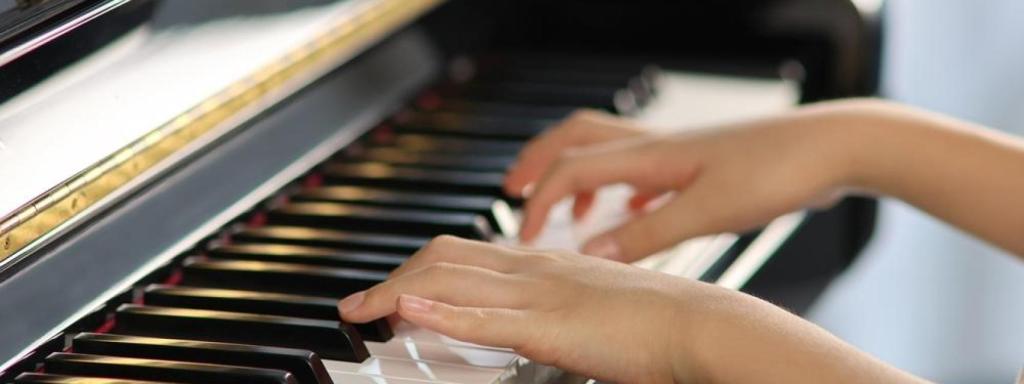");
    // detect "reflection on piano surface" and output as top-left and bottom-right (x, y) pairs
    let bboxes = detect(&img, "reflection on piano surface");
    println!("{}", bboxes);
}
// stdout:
(0, 0), (880, 382)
